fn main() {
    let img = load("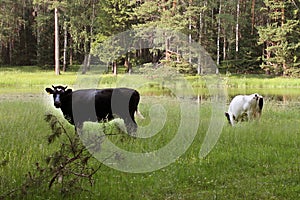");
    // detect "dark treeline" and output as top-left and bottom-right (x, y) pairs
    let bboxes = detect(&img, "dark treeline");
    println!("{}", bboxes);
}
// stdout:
(0, 0), (299, 76)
